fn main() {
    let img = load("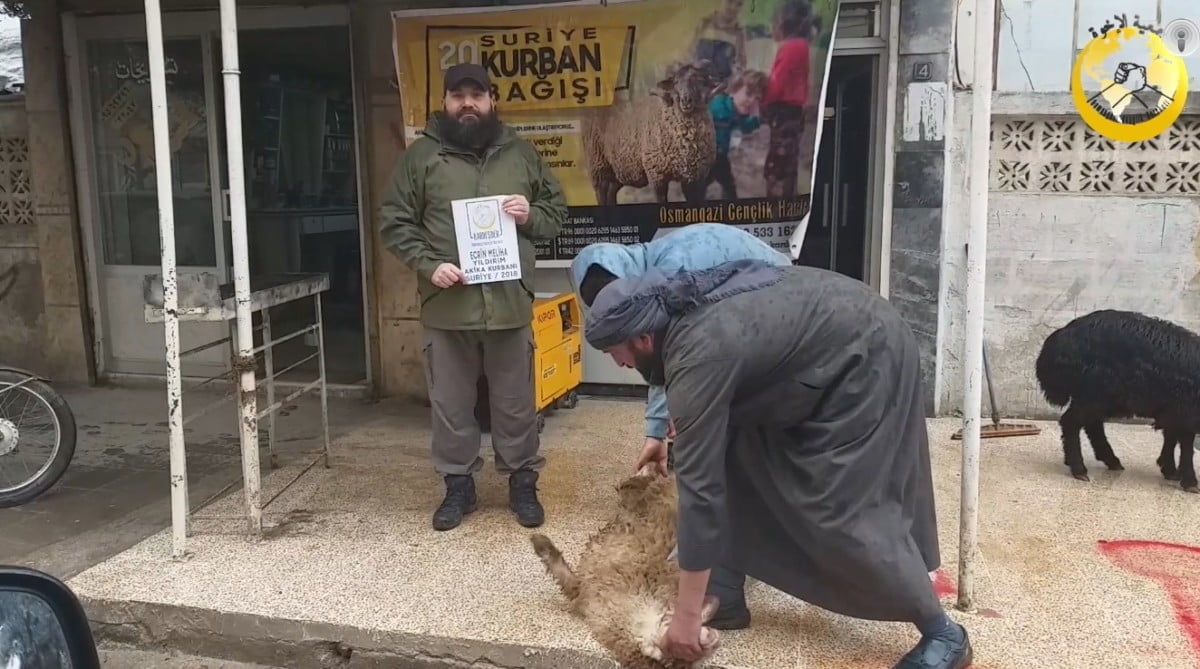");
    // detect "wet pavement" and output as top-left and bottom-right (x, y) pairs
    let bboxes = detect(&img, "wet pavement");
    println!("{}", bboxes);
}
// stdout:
(52, 394), (1200, 669)
(0, 384), (372, 580)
